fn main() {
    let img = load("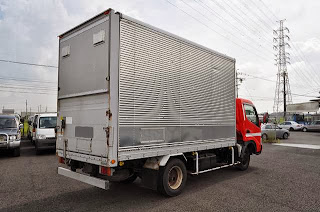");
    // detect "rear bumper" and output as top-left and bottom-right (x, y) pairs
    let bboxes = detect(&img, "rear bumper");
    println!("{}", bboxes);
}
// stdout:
(58, 167), (109, 190)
